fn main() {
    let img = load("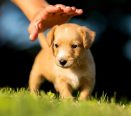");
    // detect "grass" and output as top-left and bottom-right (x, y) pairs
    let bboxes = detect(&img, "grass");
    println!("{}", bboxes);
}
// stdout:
(0, 88), (131, 116)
